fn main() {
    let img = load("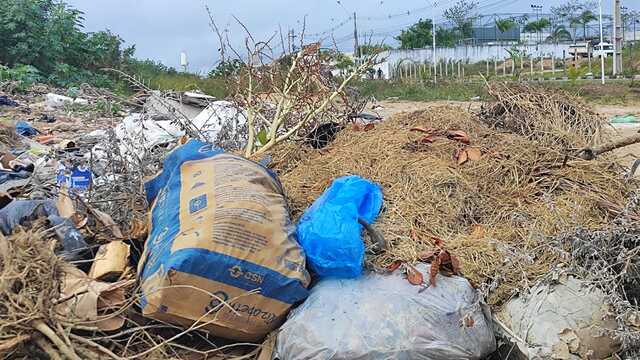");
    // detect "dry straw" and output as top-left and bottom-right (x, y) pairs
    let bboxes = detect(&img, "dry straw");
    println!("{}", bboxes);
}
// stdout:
(270, 98), (632, 304)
